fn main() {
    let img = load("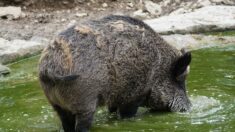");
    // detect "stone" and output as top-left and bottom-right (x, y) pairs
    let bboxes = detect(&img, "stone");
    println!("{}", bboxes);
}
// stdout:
(169, 8), (190, 15)
(0, 64), (10, 75)
(102, 3), (108, 8)
(67, 20), (77, 27)
(133, 9), (149, 19)
(162, 34), (235, 50)
(0, 38), (48, 64)
(0, 6), (22, 20)
(144, 6), (235, 34)
(75, 12), (88, 17)
(61, 18), (66, 22)
(211, 0), (235, 5)
(127, 2), (134, 8)
(144, 0), (162, 16)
